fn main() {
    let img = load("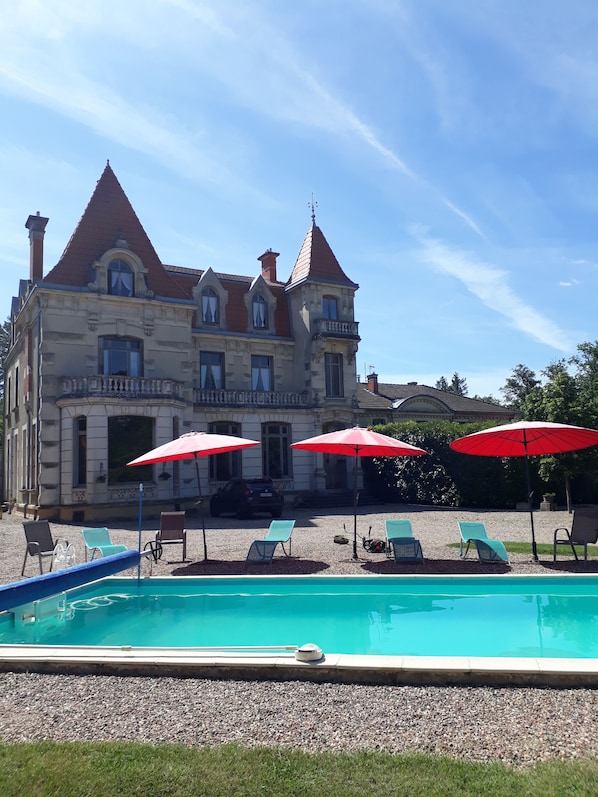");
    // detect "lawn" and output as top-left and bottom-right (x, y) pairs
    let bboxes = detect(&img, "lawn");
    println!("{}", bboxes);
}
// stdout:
(1, 742), (598, 797)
